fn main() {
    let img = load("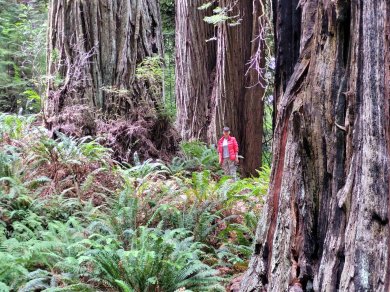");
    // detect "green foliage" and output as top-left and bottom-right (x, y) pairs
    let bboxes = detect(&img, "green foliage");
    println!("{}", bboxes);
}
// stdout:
(136, 56), (164, 83)
(136, 56), (165, 99)
(0, 282), (9, 292)
(200, 2), (241, 28)
(198, 2), (214, 10)
(222, 166), (271, 205)
(0, 116), (271, 289)
(262, 99), (274, 167)
(0, 0), (47, 113)
(124, 158), (170, 181)
(0, 216), (95, 290)
(27, 132), (112, 172)
(160, 0), (176, 118)
(22, 89), (42, 113)
(170, 141), (221, 174)
(0, 113), (35, 140)
(160, 0), (175, 34)
(0, 252), (28, 290)
(203, 12), (230, 25)
(87, 227), (224, 292)
(0, 145), (20, 178)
